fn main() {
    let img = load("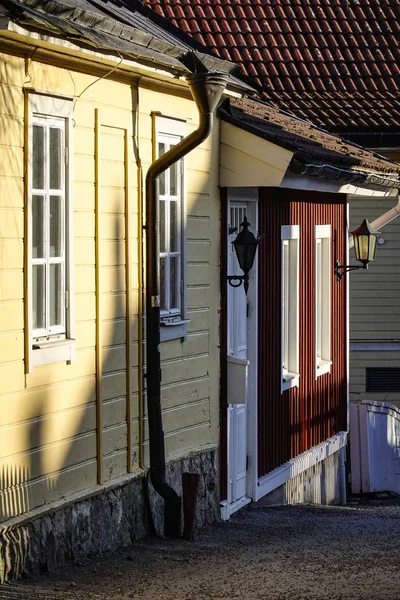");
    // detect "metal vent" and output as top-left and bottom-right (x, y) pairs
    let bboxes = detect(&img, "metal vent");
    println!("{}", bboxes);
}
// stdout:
(366, 367), (400, 392)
